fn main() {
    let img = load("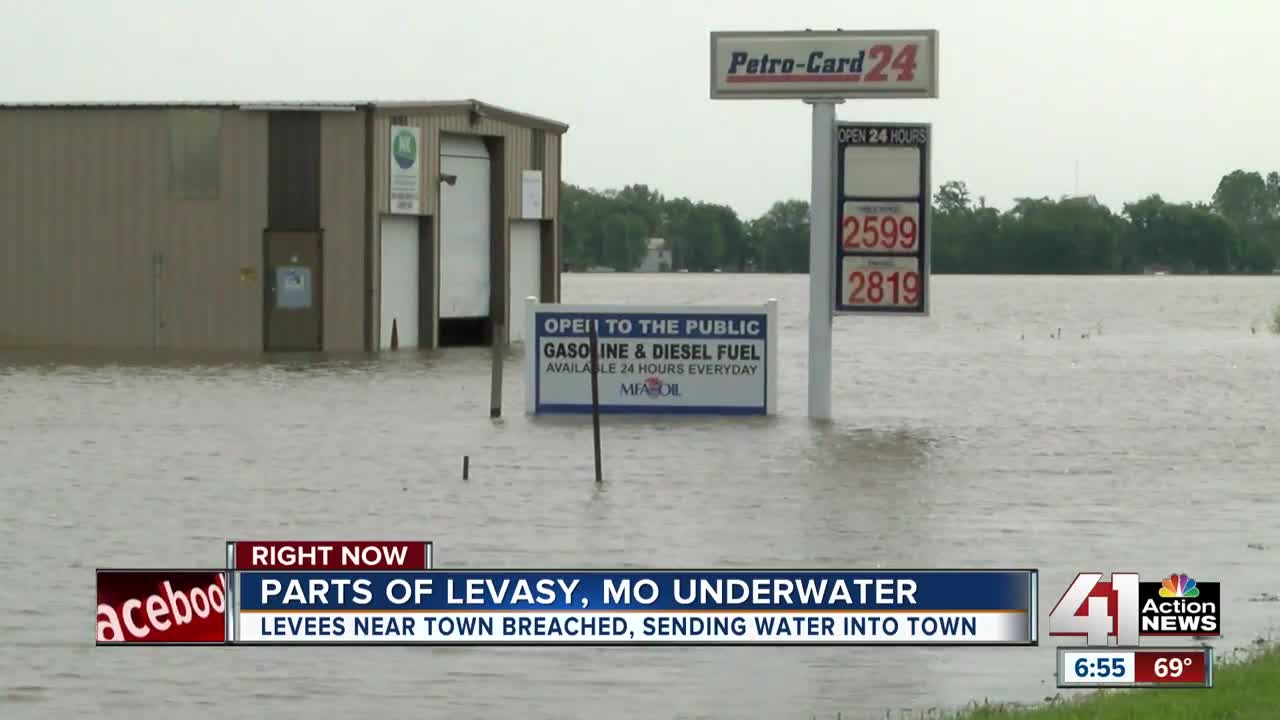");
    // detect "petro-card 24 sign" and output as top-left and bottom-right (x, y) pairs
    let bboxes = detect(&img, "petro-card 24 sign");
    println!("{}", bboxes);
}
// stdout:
(709, 30), (938, 100)
(524, 302), (779, 415)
